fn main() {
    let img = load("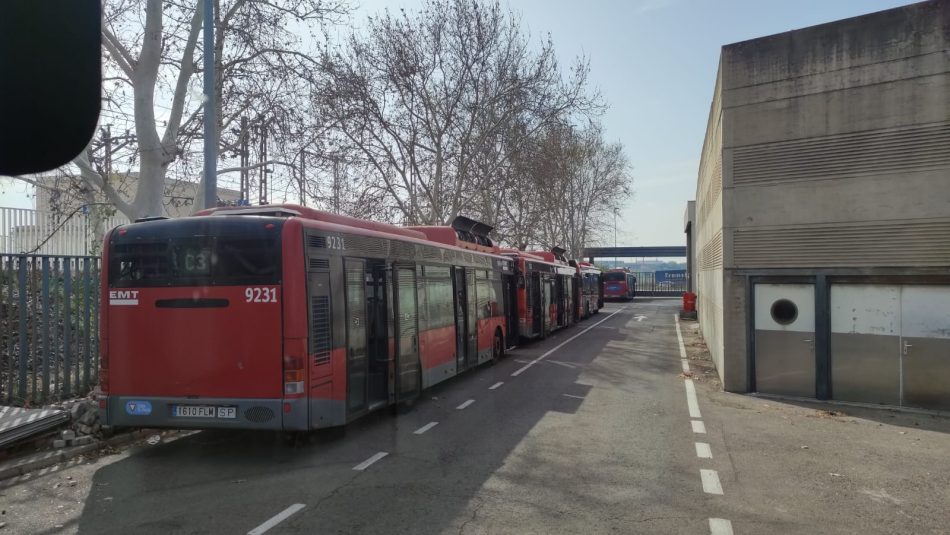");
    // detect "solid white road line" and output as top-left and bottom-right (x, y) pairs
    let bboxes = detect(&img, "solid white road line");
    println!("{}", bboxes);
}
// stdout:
(562, 394), (585, 400)
(674, 314), (690, 373)
(414, 422), (438, 435)
(695, 442), (713, 459)
(708, 518), (735, 535)
(352, 451), (389, 471)
(489, 381), (504, 390)
(456, 399), (475, 410)
(700, 469), (724, 495)
(247, 504), (306, 535)
(511, 307), (626, 377)
(685, 379), (702, 418)
(691, 420), (707, 434)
